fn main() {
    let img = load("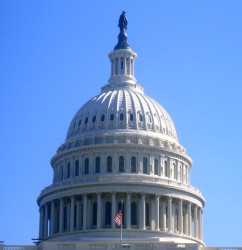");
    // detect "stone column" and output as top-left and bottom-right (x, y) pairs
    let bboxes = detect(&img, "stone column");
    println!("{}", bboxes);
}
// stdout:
(161, 200), (166, 231)
(155, 195), (160, 231)
(112, 193), (116, 228)
(168, 197), (172, 232)
(59, 198), (64, 233)
(44, 203), (48, 239)
(39, 206), (44, 239)
(140, 194), (146, 230)
(194, 205), (198, 238)
(97, 193), (102, 229)
(83, 194), (87, 230)
(126, 193), (131, 229)
(197, 207), (201, 240)
(125, 154), (130, 173)
(184, 203), (189, 235)
(188, 202), (192, 236)
(50, 200), (55, 236)
(200, 208), (203, 240)
(138, 153), (142, 174)
(76, 200), (80, 230)
(178, 199), (183, 234)
(149, 155), (154, 175)
(70, 196), (75, 232)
